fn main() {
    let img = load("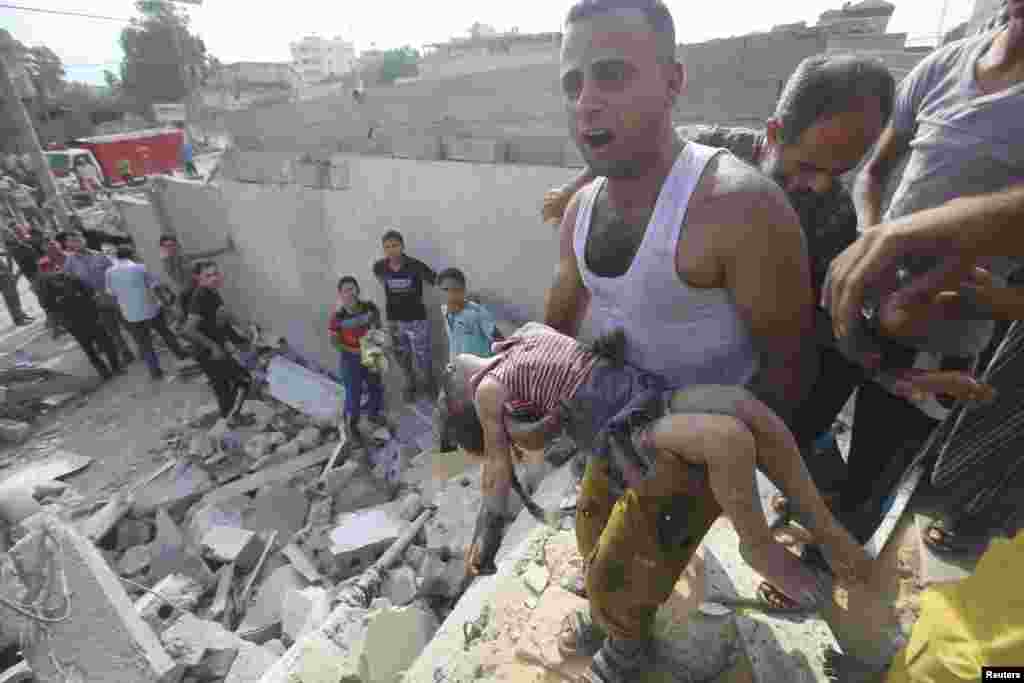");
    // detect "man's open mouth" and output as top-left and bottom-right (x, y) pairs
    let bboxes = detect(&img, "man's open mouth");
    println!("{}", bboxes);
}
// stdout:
(582, 129), (615, 149)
